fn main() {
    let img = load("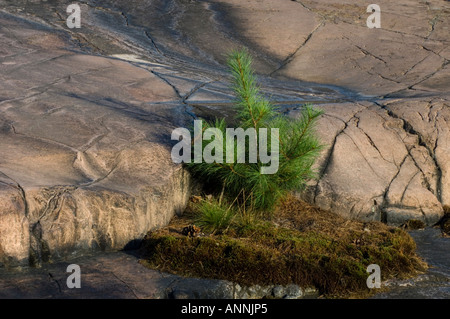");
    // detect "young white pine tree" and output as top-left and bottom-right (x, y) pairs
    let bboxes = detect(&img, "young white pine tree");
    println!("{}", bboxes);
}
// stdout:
(187, 49), (324, 211)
